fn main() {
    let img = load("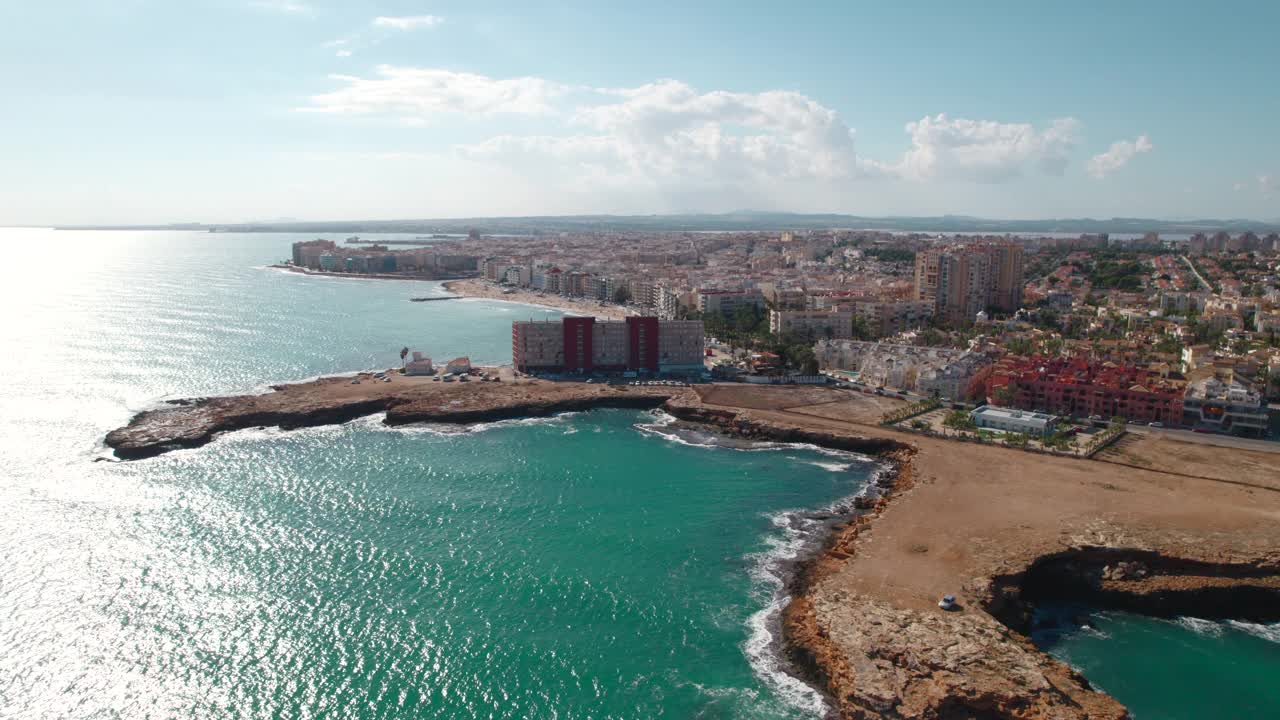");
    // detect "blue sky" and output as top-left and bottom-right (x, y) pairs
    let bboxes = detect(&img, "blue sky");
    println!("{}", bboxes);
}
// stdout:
(2, 1), (1278, 224)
